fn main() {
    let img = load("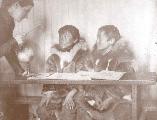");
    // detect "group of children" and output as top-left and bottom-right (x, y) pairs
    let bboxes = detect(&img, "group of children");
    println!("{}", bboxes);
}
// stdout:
(0, 0), (135, 119)
(37, 25), (135, 120)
